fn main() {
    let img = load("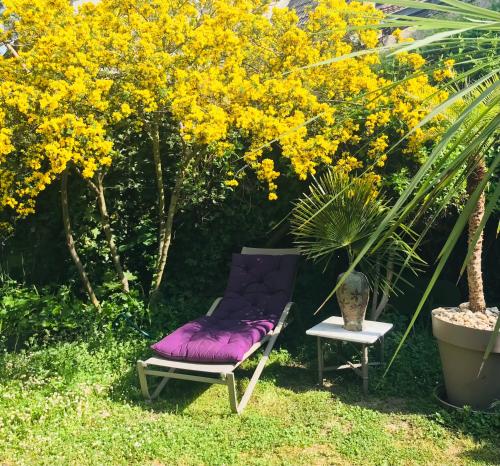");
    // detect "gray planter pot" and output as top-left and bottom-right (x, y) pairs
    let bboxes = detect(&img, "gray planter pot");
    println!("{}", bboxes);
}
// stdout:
(337, 271), (369, 331)
(432, 309), (500, 410)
